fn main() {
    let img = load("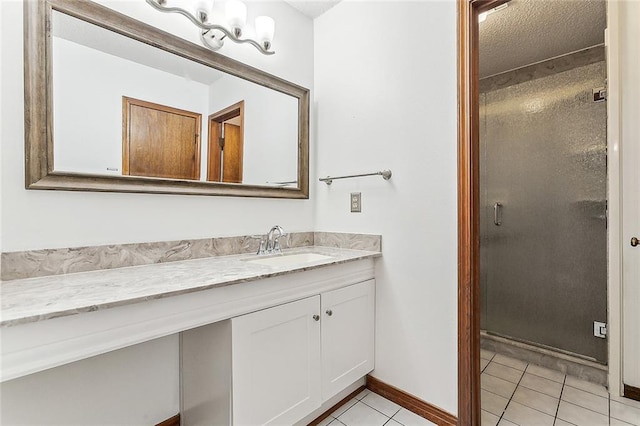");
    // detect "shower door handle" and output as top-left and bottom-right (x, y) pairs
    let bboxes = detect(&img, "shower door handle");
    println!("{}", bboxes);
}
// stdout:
(494, 202), (503, 226)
